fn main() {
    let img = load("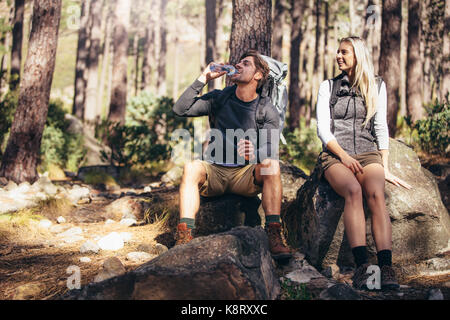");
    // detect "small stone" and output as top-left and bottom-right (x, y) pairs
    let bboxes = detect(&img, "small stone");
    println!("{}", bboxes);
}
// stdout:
(80, 240), (100, 254)
(126, 251), (155, 263)
(38, 219), (52, 229)
(119, 218), (137, 227)
(4, 180), (18, 191)
(49, 224), (67, 234)
(57, 227), (83, 238)
(119, 232), (132, 243)
(79, 257), (92, 263)
(143, 186), (151, 193)
(149, 182), (159, 188)
(104, 257), (125, 272)
(62, 235), (84, 244)
(56, 216), (66, 224)
(97, 232), (124, 251)
(319, 283), (361, 300)
(154, 243), (168, 255)
(105, 219), (116, 225)
(428, 288), (444, 300)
